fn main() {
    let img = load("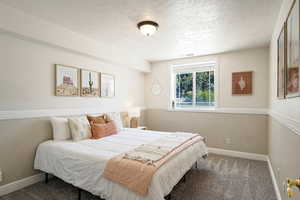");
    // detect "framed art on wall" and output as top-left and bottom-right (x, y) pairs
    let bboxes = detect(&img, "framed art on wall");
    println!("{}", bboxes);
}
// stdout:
(55, 64), (80, 96)
(232, 71), (253, 95)
(80, 69), (100, 97)
(286, 0), (300, 98)
(101, 73), (115, 97)
(277, 24), (286, 99)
